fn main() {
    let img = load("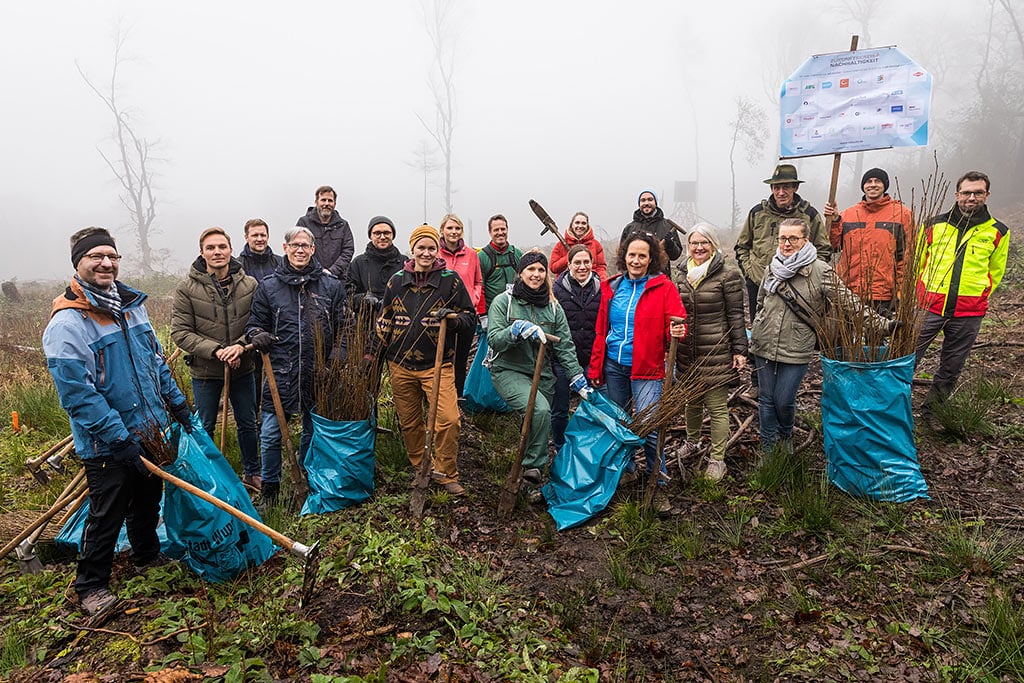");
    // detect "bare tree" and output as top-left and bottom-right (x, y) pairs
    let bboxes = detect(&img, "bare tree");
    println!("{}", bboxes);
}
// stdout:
(418, 0), (458, 214)
(728, 97), (769, 229)
(407, 140), (442, 223)
(77, 25), (161, 273)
